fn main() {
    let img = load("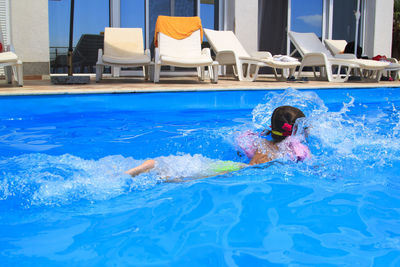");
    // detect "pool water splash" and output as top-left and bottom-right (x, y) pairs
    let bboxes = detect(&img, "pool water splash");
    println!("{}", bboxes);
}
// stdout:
(252, 88), (328, 129)
(0, 154), (160, 207)
(251, 88), (400, 184)
(0, 153), (248, 208)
